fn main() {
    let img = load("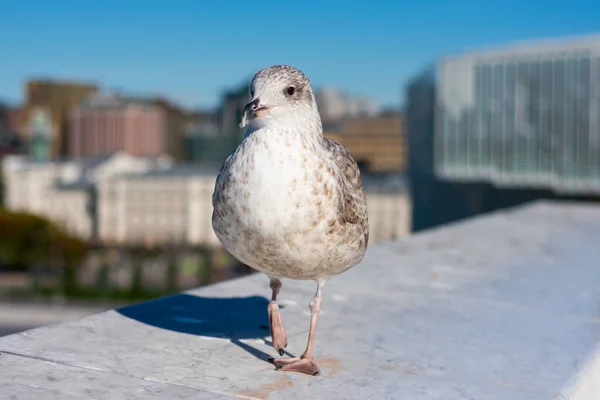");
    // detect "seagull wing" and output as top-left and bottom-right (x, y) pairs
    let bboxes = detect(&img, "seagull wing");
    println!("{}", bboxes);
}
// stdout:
(212, 149), (235, 213)
(323, 137), (369, 246)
